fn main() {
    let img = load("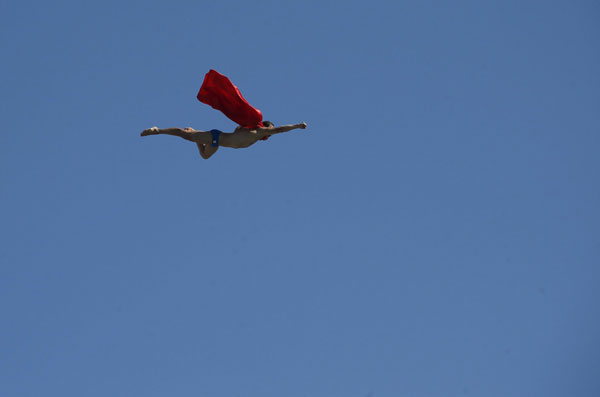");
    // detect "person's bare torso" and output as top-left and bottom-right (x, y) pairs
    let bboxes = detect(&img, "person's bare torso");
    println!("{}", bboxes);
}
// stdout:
(220, 126), (269, 149)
